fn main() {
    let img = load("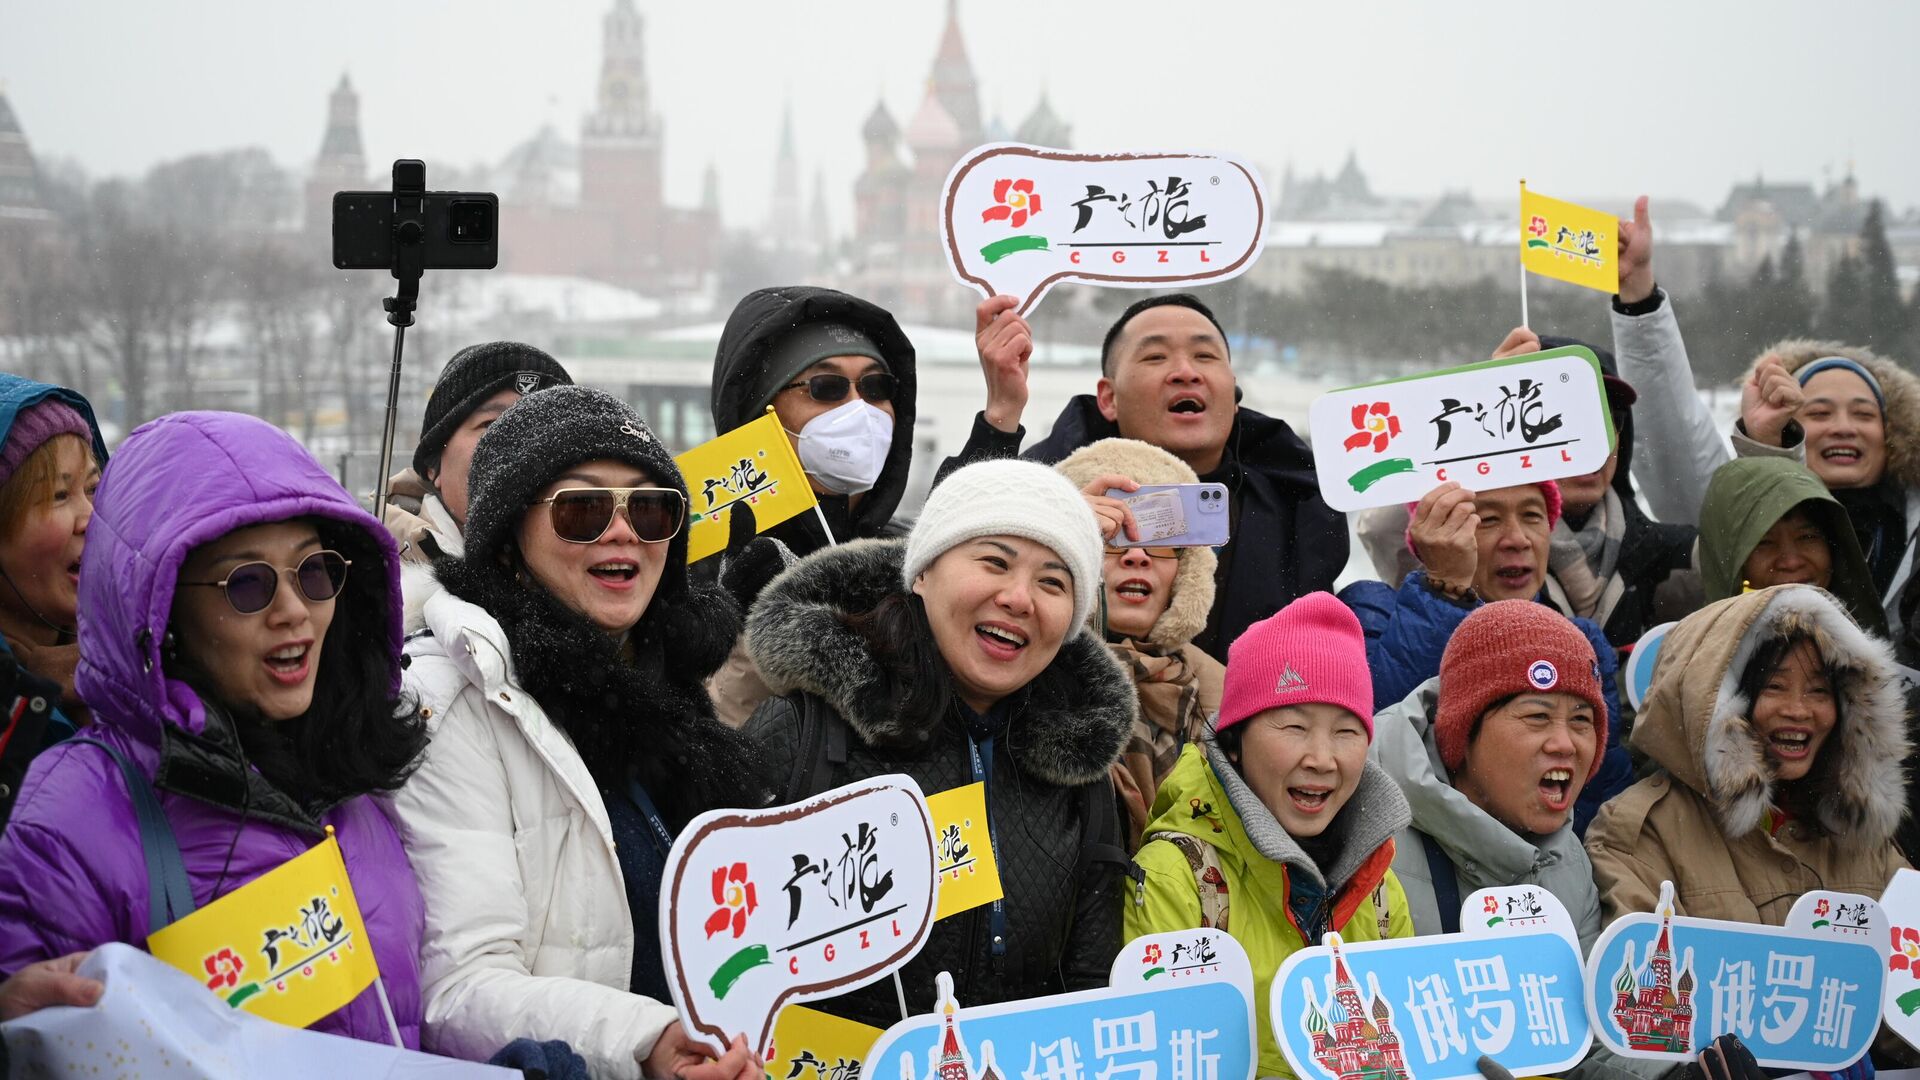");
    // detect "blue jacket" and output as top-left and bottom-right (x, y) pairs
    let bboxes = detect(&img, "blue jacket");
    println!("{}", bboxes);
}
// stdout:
(1337, 571), (1631, 835)
(0, 375), (107, 825)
